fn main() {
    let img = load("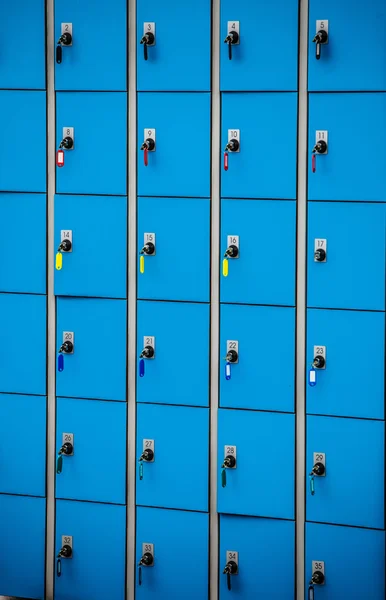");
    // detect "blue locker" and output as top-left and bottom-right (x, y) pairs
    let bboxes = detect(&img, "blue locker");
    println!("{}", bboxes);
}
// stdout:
(56, 92), (127, 196)
(0, 495), (45, 599)
(218, 409), (295, 519)
(306, 416), (384, 529)
(219, 515), (295, 599)
(54, 195), (127, 299)
(307, 202), (386, 310)
(56, 397), (126, 504)
(56, 298), (127, 401)
(308, 94), (386, 201)
(221, 93), (297, 200)
(138, 197), (210, 302)
(308, 1), (386, 92)
(305, 523), (385, 600)
(137, 93), (211, 198)
(0, 293), (46, 396)
(55, 500), (126, 600)
(137, 0), (211, 92)
(0, 1), (45, 89)
(220, 200), (296, 305)
(137, 301), (209, 407)
(220, 1), (299, 91)
(0, 193), (46, 294)
(54, 0), (127, 91)
(307, 309), (384, 420)
(220, 304), (295, 412)
(136, 507), (209, 600)
(136, 404), (209, 512)
(0, 91), (46, 193)
(0, 394), (46, 497)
